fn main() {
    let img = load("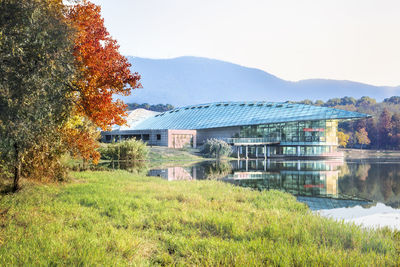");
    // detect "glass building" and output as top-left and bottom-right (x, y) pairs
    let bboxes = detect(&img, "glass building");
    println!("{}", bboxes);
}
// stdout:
(101, 101), (370, 158)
